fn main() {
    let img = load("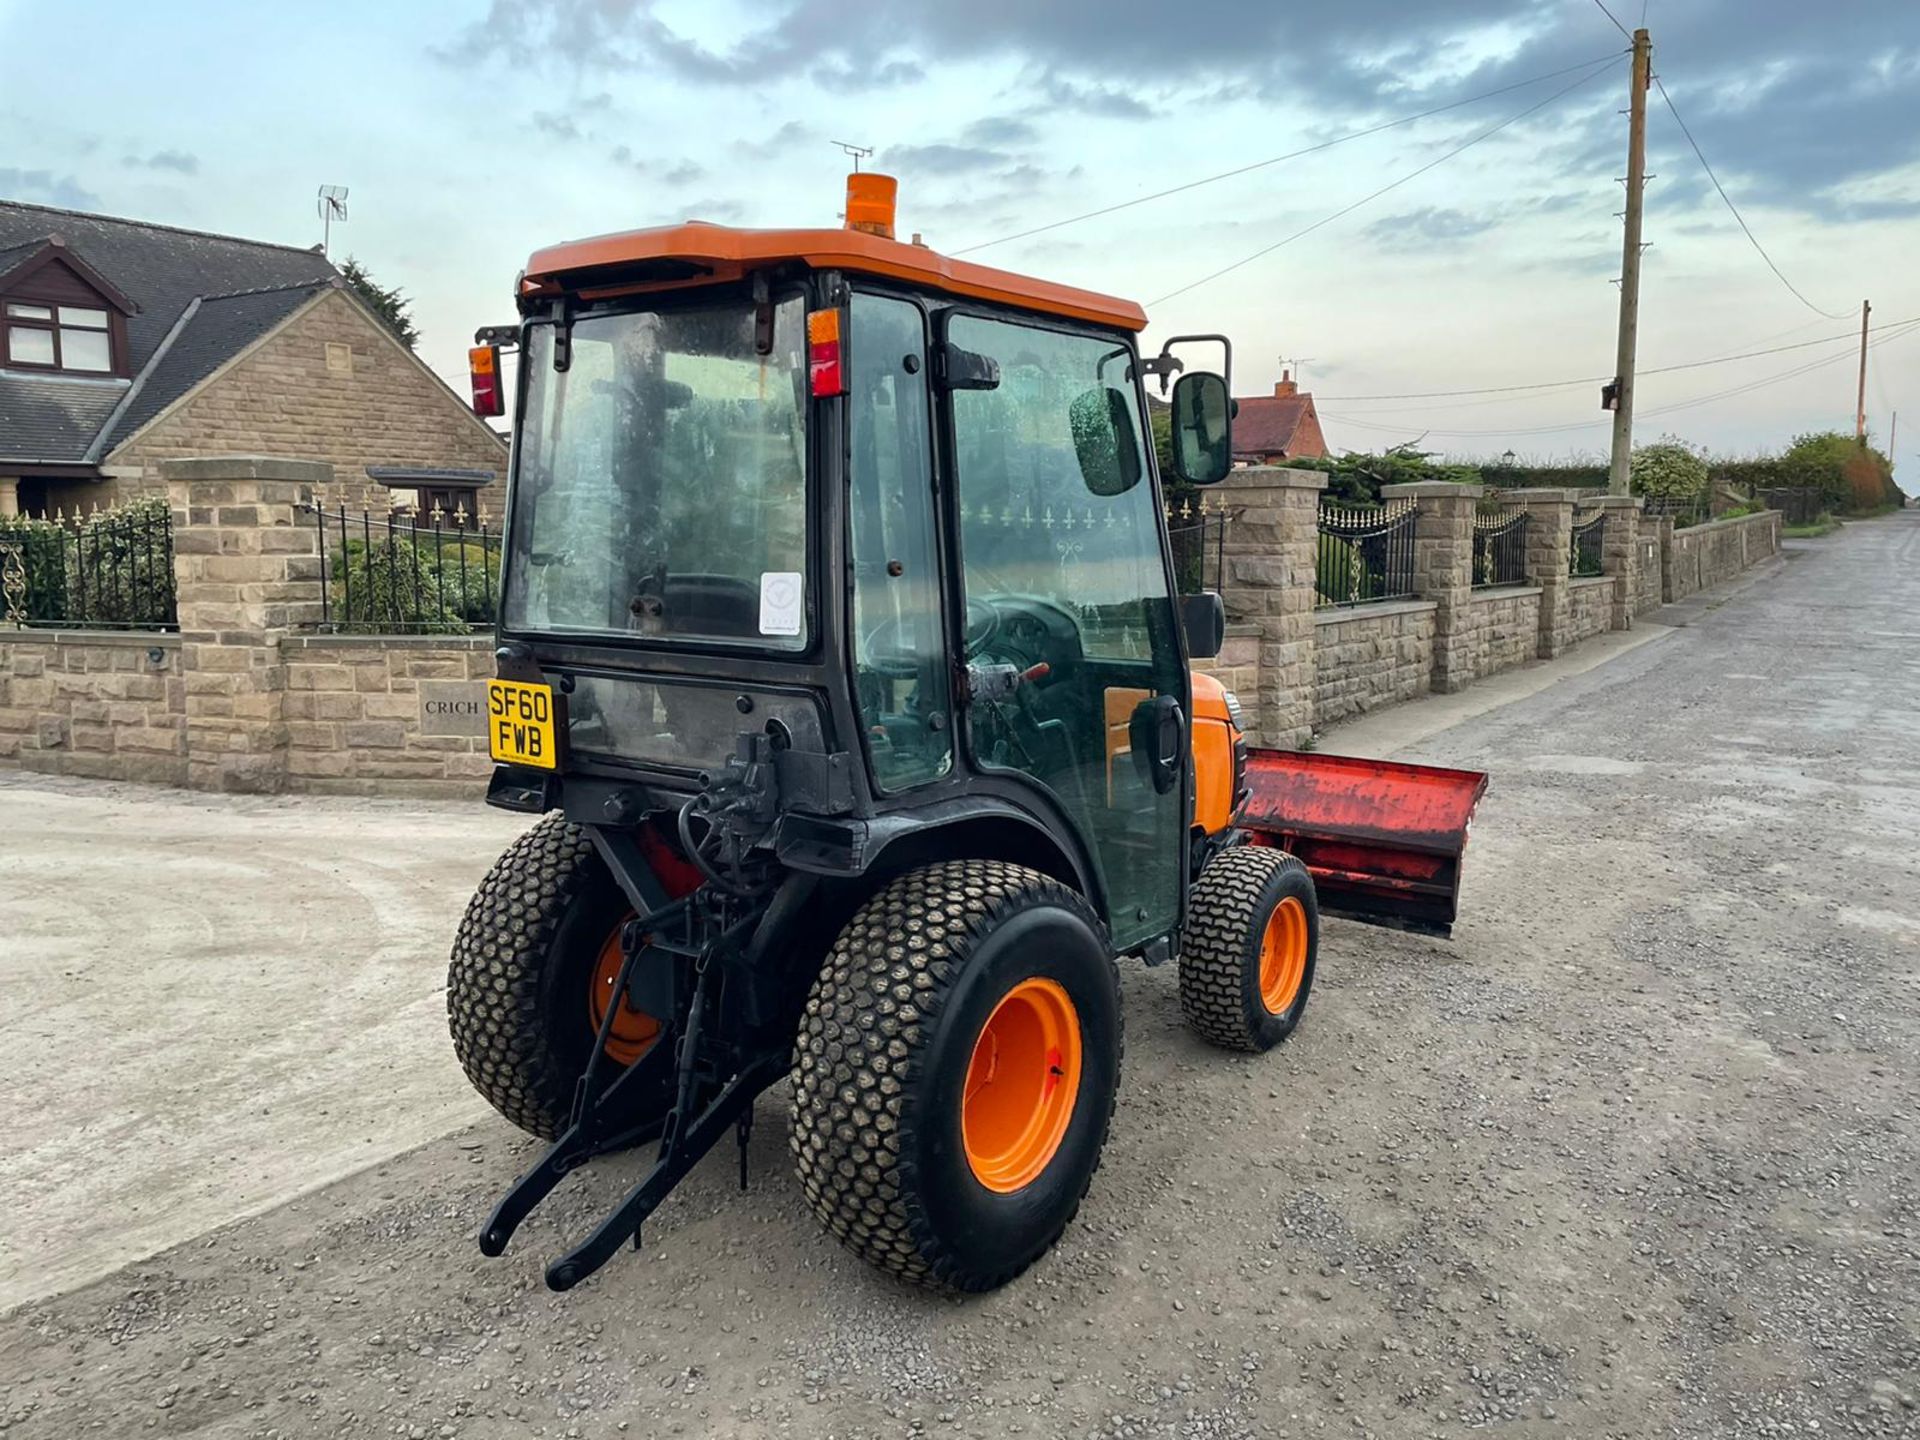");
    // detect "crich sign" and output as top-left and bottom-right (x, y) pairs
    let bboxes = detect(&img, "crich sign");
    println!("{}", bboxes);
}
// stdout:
(418, 680), (489, 738)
